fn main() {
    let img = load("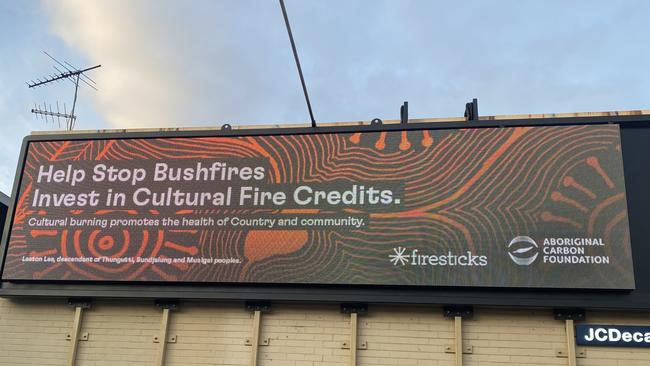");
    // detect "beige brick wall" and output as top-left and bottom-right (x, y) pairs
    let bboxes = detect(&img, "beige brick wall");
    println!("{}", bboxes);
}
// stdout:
(357, 306), (454, 366)
(165, 302), (253, 365)
(75, 300), (159, 366)
(0, 298), (649, 366)
(463, 308), (566, 366)
(0, 298), (71, 365)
